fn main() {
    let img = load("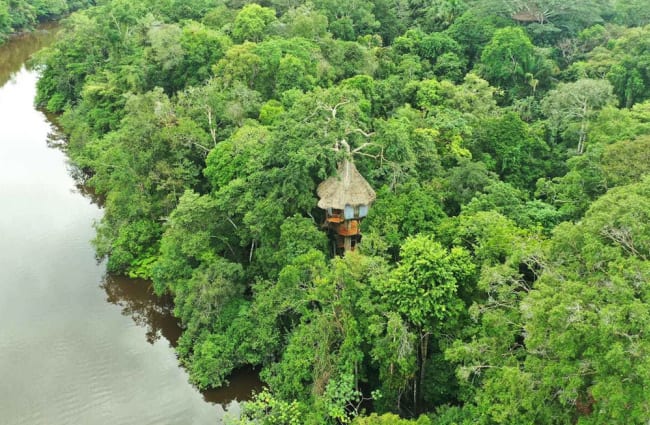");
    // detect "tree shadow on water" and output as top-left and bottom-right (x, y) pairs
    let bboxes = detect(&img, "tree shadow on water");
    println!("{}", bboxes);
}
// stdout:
(100, 274), (264, 405)
(101, 274), (182, 346)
